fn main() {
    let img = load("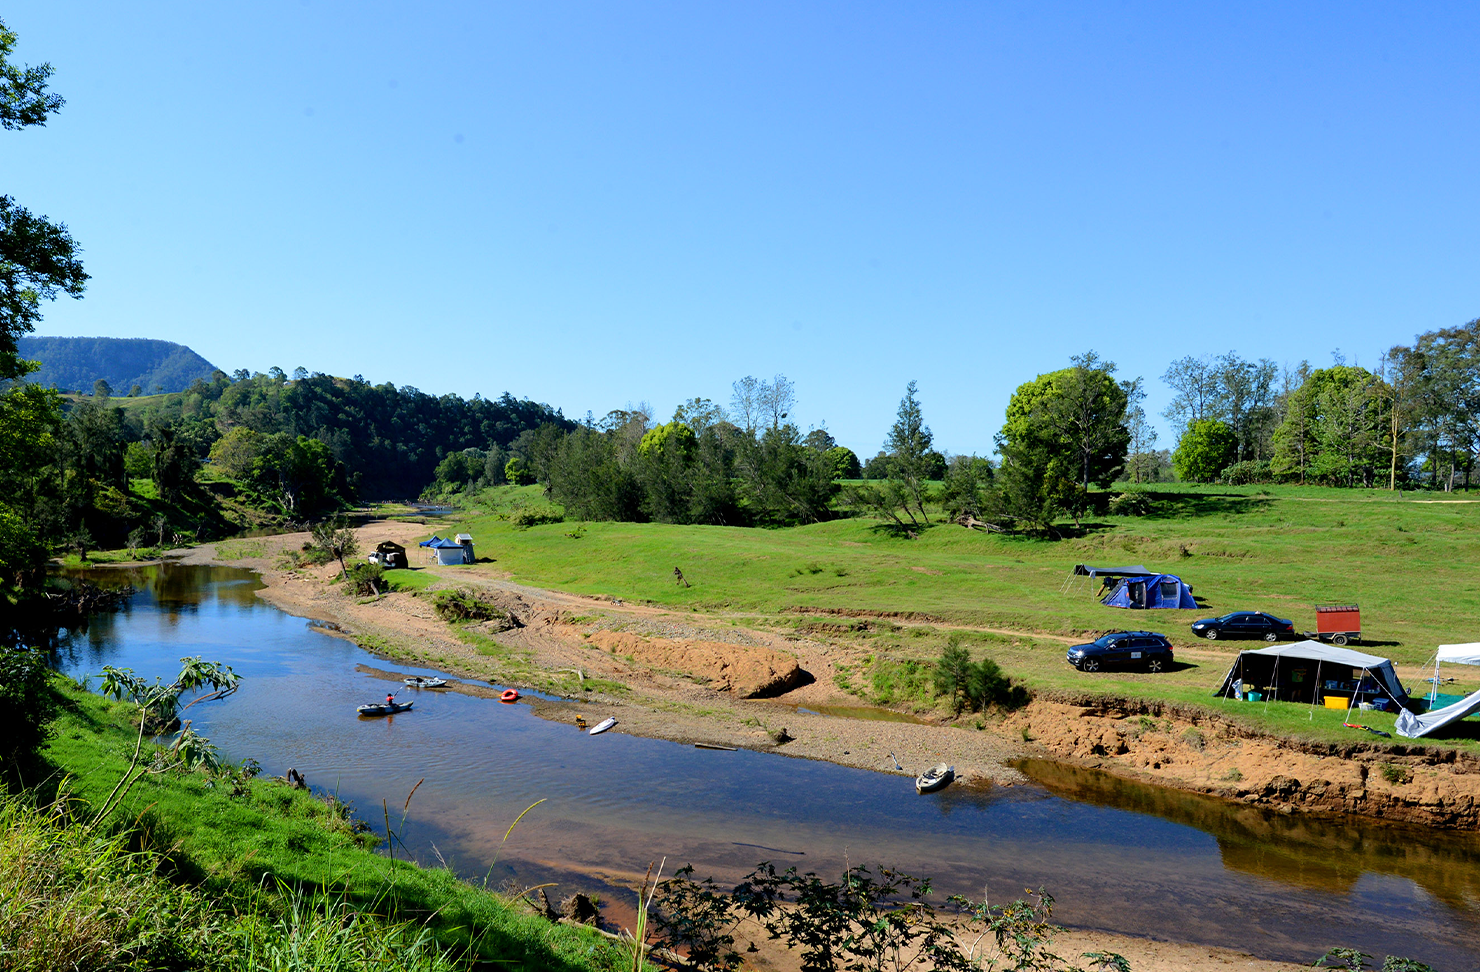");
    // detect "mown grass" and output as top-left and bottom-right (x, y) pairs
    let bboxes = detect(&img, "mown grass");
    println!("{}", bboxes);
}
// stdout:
(384, 567), (439, 592)
(432, 483), (1480, 655)
(421, 483), (1480, 747)
(33, 680), (623, 972)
